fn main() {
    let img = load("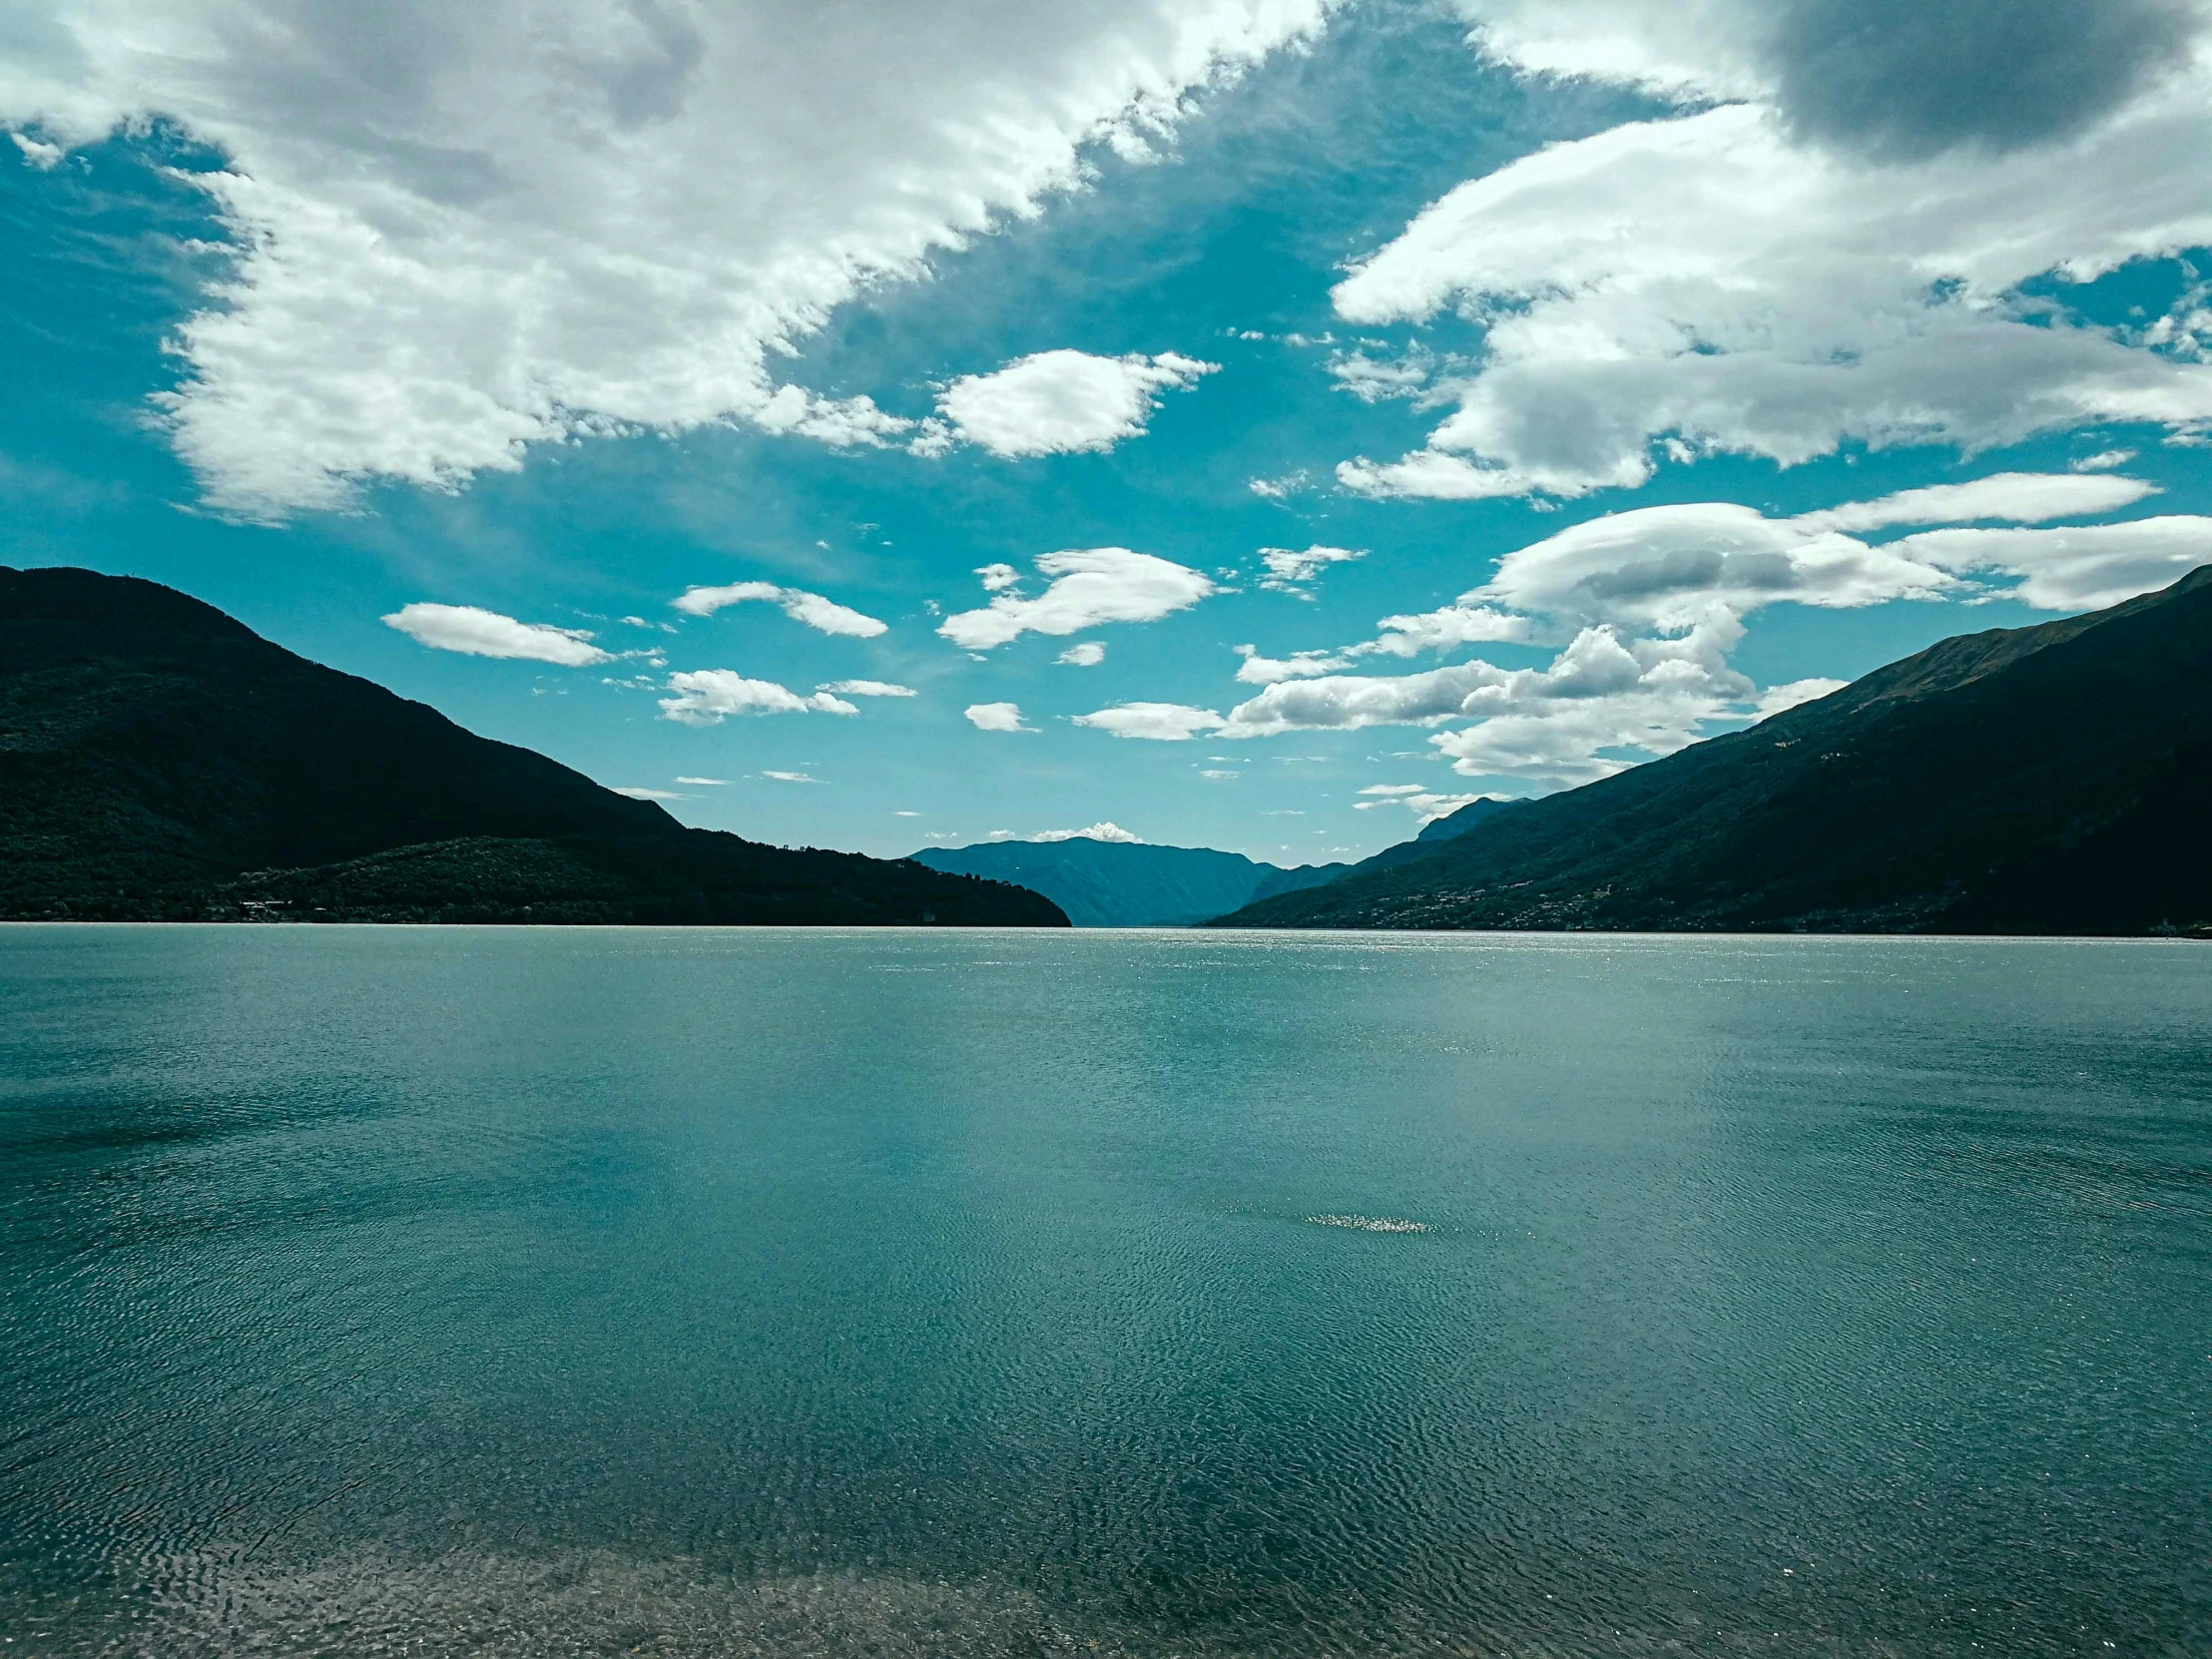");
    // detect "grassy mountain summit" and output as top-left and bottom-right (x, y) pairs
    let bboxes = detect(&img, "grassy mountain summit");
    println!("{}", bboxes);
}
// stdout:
(0, 567), (1066, 927)
(1212, 565), (2212, 935)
